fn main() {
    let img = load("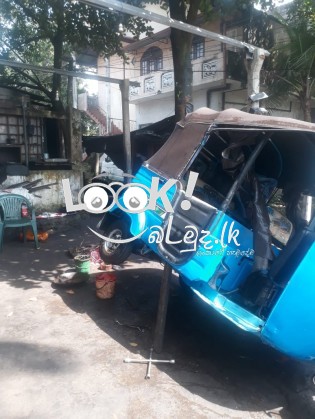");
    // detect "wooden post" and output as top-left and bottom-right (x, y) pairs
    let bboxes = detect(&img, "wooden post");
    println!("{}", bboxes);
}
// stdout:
(21, 96), (29, 167)
(153, 263), (172, 353)
(120, 78), (132, 174)
(66, 56), (74, 160)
